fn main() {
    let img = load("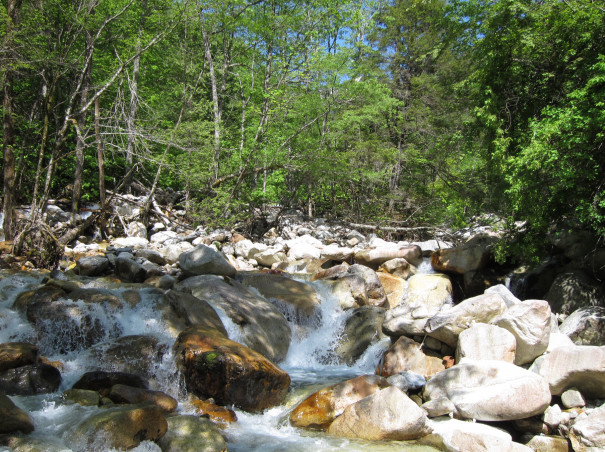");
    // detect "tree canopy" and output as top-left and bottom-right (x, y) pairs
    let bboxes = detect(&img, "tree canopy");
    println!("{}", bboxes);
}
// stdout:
(1, 0), (603, 259)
